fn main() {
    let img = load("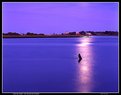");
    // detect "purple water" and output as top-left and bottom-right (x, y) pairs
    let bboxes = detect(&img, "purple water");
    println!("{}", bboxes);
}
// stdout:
(3, 36), (118, 92)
